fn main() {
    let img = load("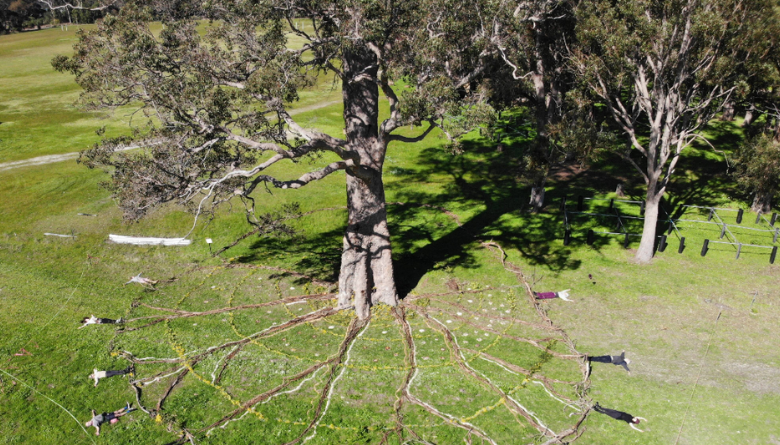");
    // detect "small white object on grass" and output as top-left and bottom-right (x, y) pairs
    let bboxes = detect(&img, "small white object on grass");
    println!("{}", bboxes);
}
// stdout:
(125, 273), (158, 286)
(109, 234), (191, 246)
(44, 233), (76, 238)
(206, 238), (213, 244)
